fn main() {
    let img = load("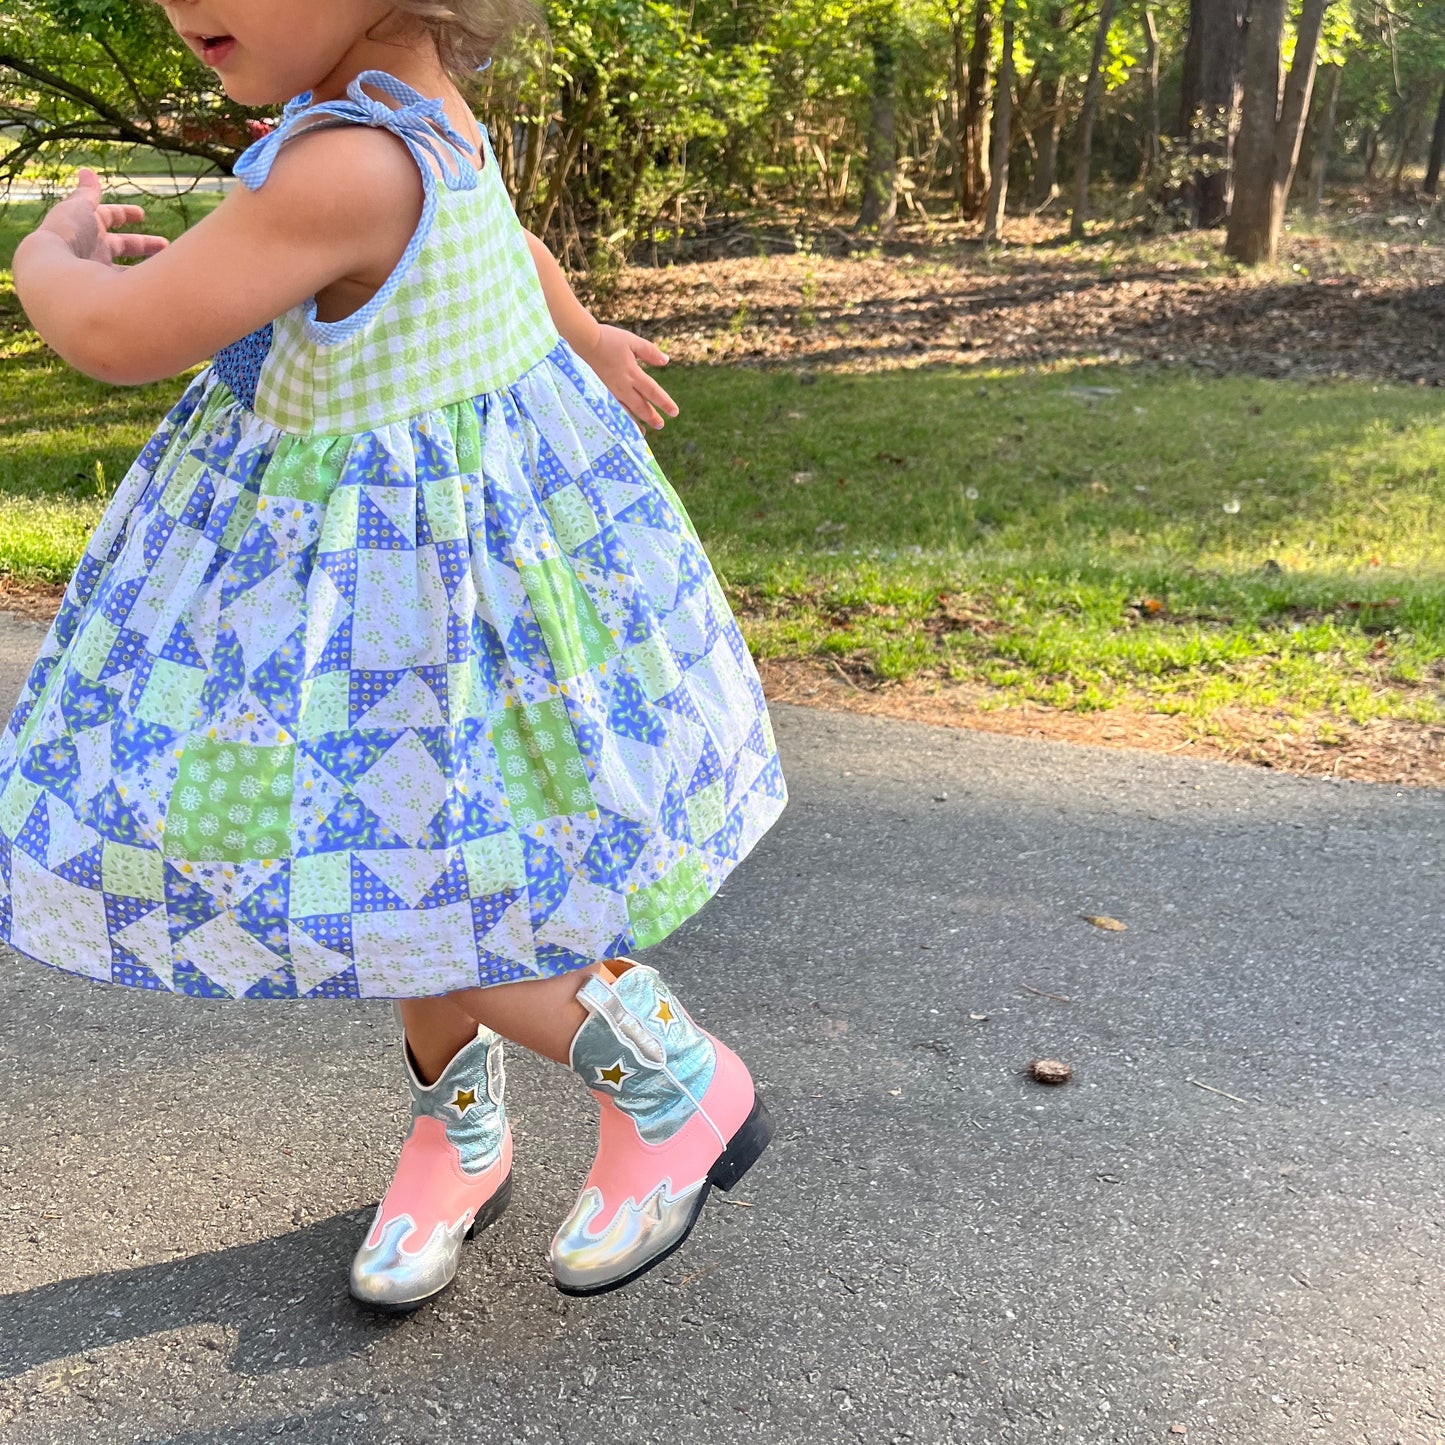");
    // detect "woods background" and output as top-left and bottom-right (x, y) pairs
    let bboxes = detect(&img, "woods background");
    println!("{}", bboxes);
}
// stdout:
(3, 0), (1445, 271)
